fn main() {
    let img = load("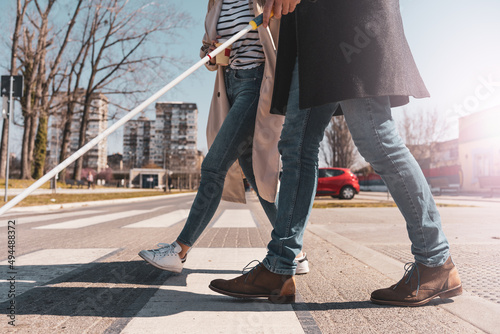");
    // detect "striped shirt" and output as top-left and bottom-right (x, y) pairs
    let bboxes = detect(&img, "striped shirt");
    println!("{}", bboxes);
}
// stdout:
(217, 0), (265, 69)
